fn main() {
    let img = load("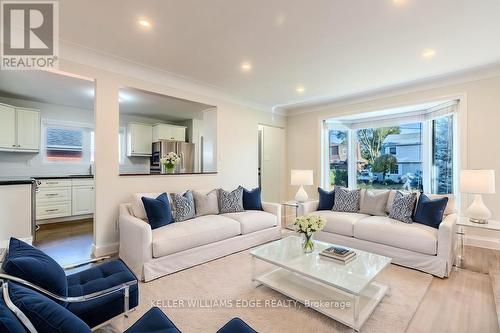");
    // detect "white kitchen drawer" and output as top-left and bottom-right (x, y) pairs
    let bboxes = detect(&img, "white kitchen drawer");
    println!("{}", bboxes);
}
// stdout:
(38, 179), (72, 188)
(36, 187), (71, 203)
(36, 202), (71, 220)
(72, 178), (94, 187)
